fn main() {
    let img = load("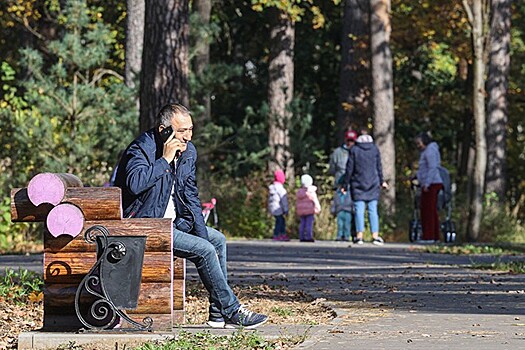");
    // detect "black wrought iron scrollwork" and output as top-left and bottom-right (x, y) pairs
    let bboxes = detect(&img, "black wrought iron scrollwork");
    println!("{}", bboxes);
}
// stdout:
(74, 225), (152, 331)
